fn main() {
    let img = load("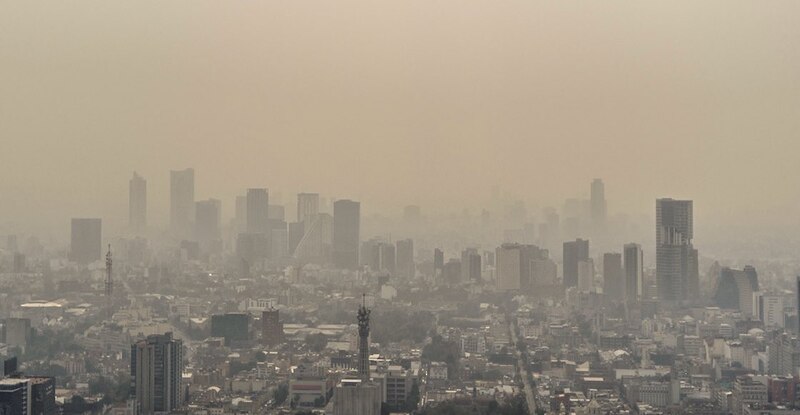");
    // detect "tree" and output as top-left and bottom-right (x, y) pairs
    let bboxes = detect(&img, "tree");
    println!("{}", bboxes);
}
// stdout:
(305, 333), (328, 352)
(273, 383), (289, 406)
